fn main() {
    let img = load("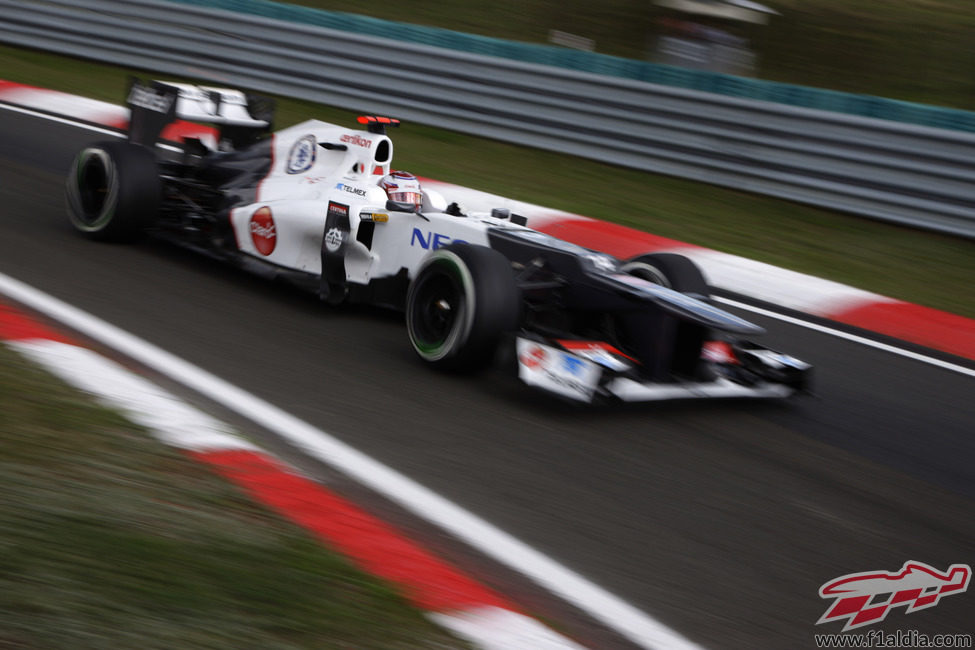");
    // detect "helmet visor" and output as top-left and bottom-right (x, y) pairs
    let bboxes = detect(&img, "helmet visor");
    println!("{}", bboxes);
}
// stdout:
(389, 190), (422, 208)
